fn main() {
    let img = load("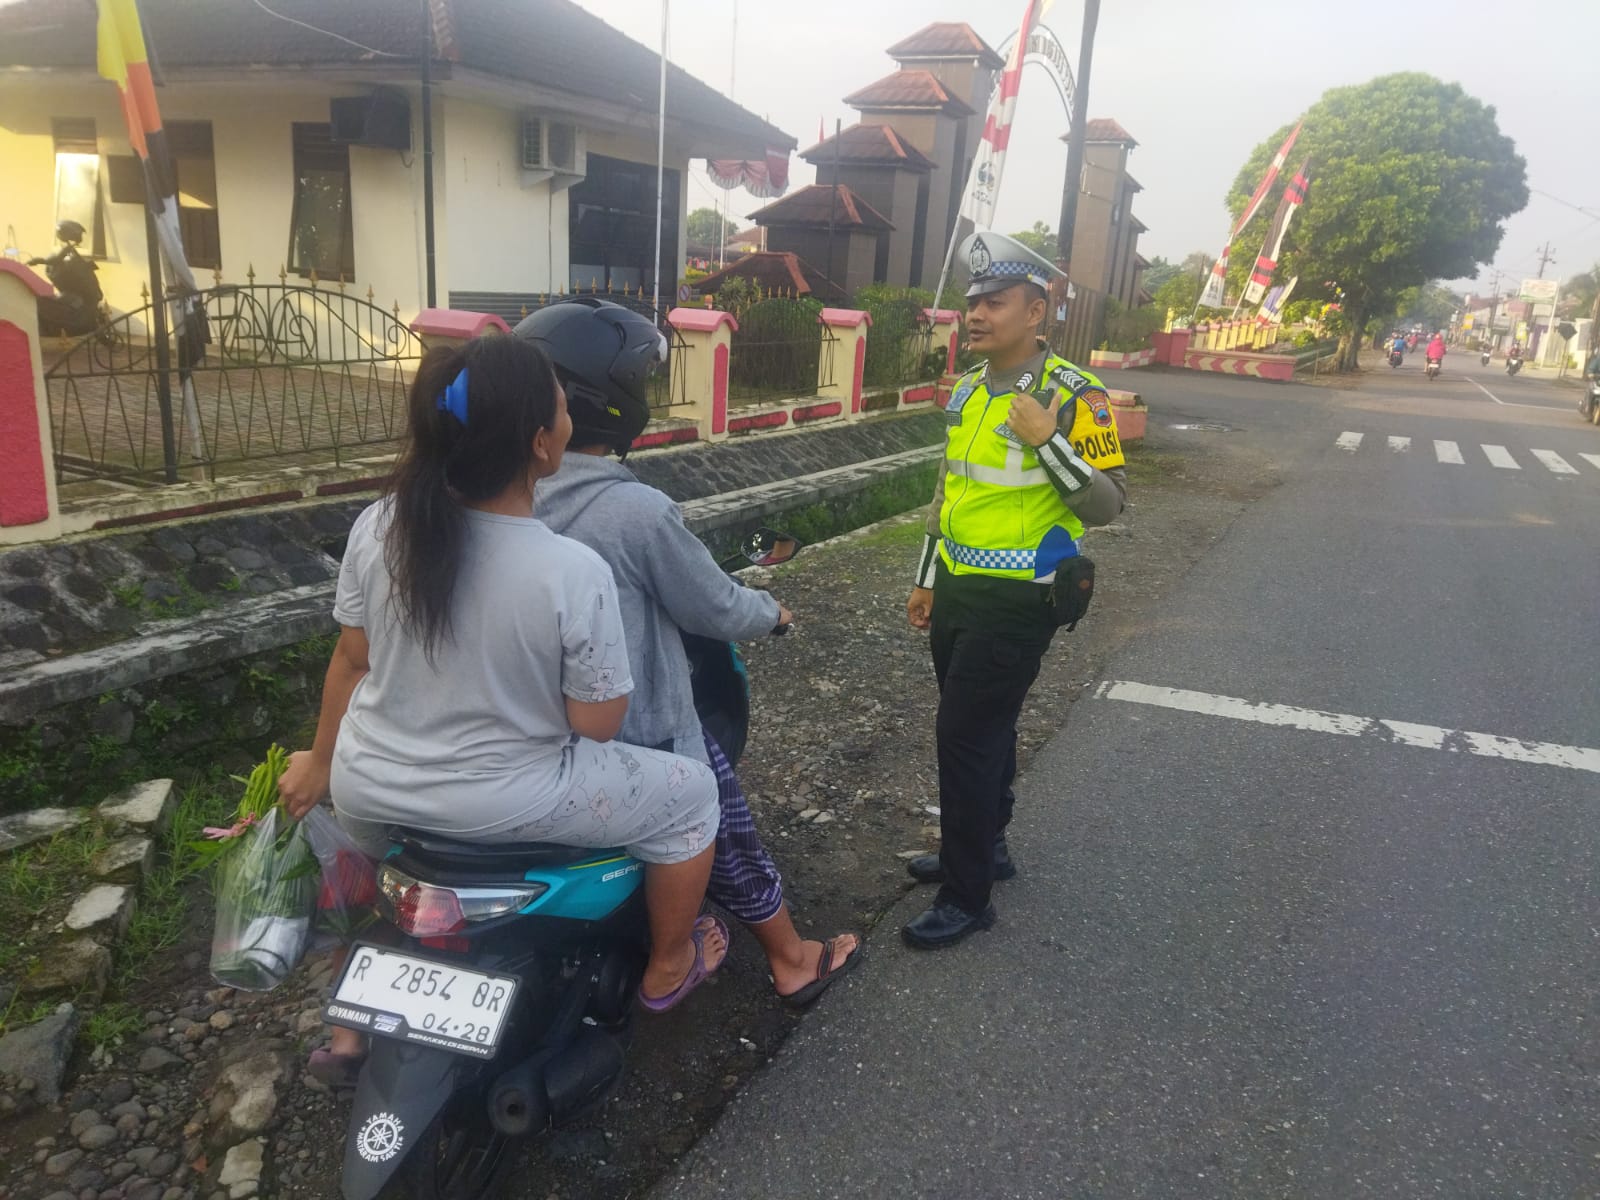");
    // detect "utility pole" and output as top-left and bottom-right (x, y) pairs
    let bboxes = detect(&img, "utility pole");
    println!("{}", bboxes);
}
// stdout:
(1535, 242), (1556, 278)
(420, 0), (436, 308)
(1055, 0), (1100, 278)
